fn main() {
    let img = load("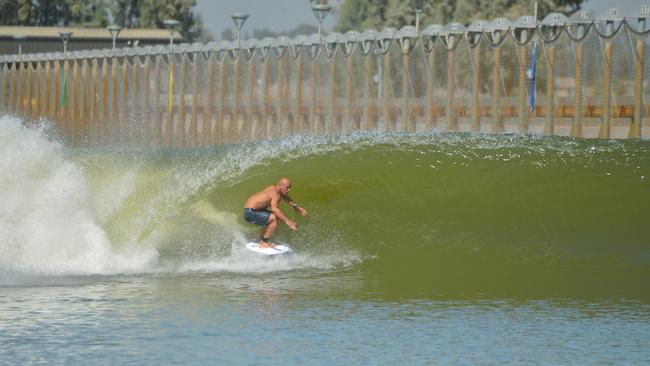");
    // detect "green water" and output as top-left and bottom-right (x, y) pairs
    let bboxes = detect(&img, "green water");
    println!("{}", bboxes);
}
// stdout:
(71, 133), (650, 300)
(2, 116), (650, 364)
(197, 134), (649, 300)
